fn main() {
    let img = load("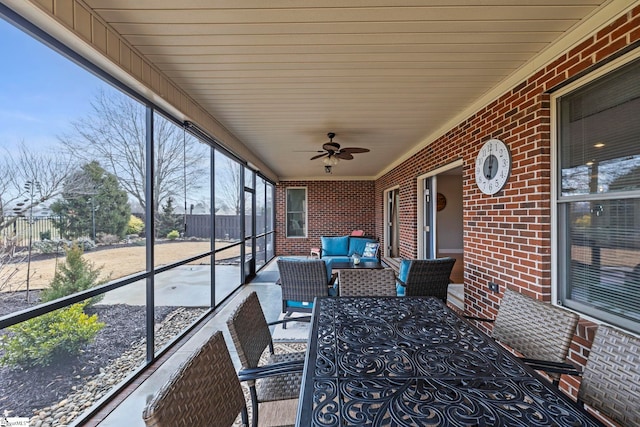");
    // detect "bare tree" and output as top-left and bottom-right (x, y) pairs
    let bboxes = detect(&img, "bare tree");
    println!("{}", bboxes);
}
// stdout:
(0, 236), (29, 292)
(58, 89), (208, 218)
(215, 154), (242, 214)
(0, 142), (76, 234)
